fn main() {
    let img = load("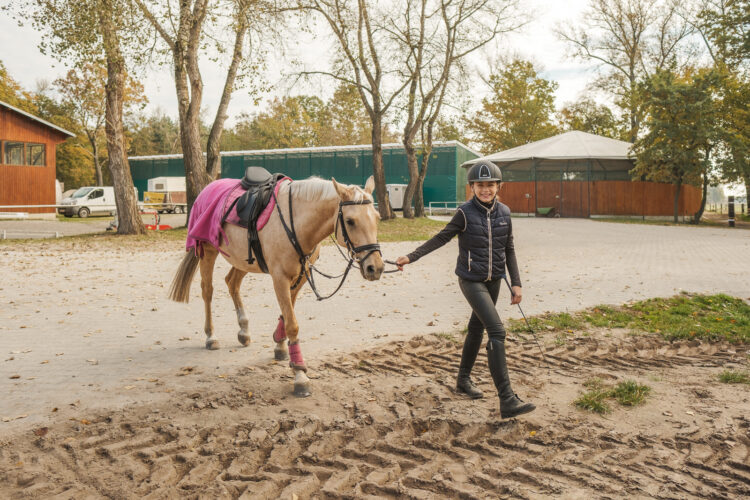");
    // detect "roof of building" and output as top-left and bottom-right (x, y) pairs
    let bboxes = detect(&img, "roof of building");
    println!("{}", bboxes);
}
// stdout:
(0, 100), (76, 138)
(461, 131), (635, 167)
(128, 140), (481, 161)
